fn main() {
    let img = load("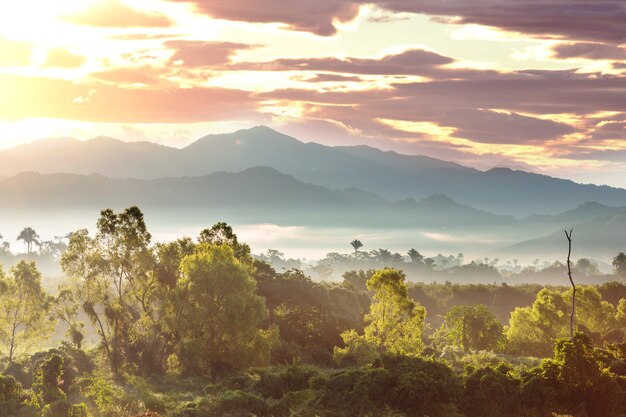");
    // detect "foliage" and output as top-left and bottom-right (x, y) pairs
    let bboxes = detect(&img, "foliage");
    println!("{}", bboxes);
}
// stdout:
(435, 304), (504, 352)
(0, 261), (54, 362)
(334, 269), (425, 364)
(169, 244), (276, 378)
(507, 286), (618, 356)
